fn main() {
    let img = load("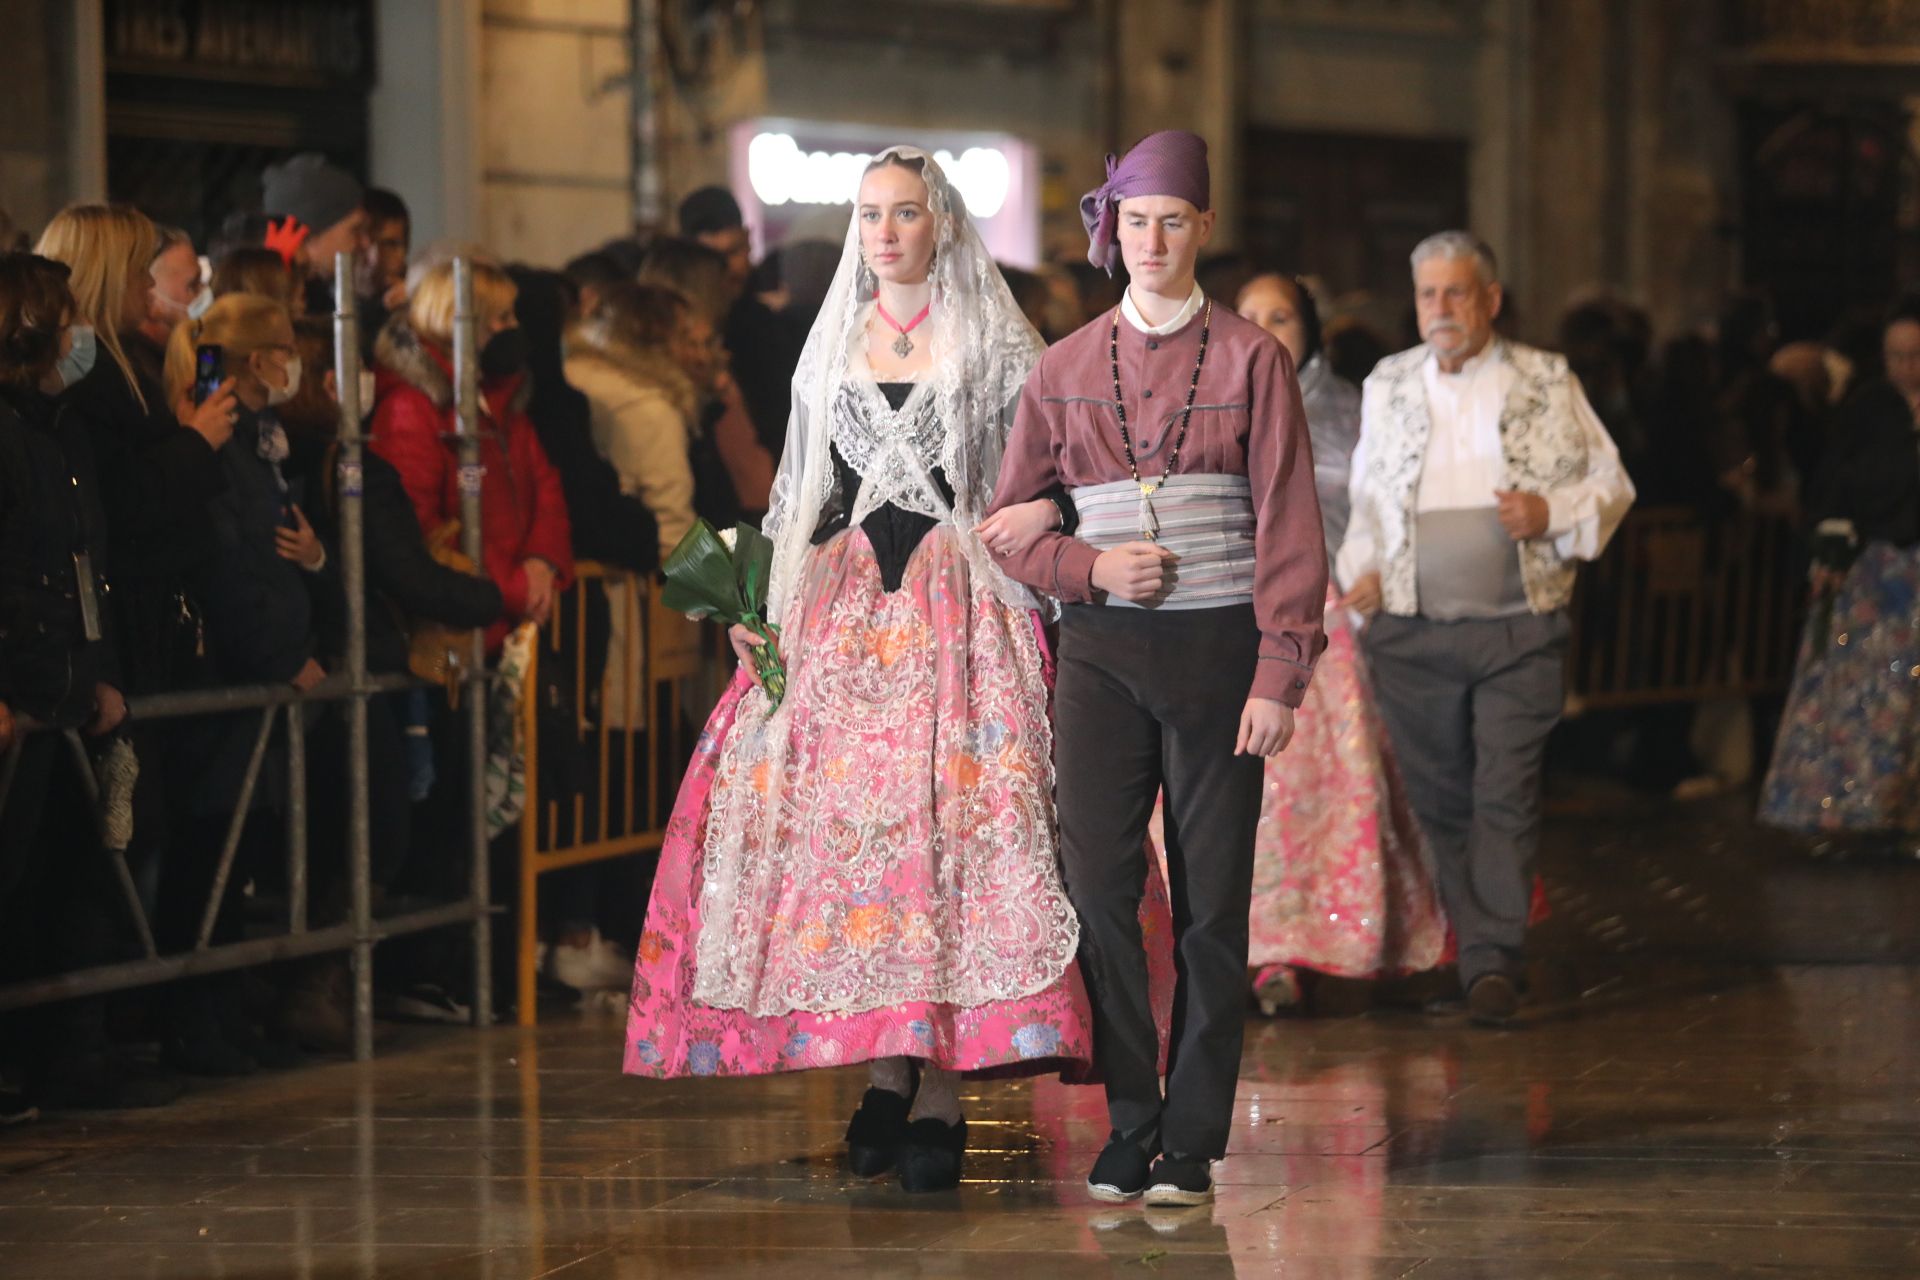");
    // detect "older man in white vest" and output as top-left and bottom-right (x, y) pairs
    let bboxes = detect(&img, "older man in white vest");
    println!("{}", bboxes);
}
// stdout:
(1337, 231), (1634, 1025)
